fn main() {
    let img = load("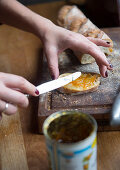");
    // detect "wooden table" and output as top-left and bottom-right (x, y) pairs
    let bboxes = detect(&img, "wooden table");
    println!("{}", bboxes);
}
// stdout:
(0, 1), (120, 170)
